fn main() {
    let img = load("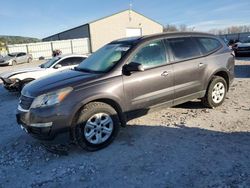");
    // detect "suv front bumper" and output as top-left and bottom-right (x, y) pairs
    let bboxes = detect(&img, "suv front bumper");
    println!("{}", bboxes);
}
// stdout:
(16, 105), (72, 140)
